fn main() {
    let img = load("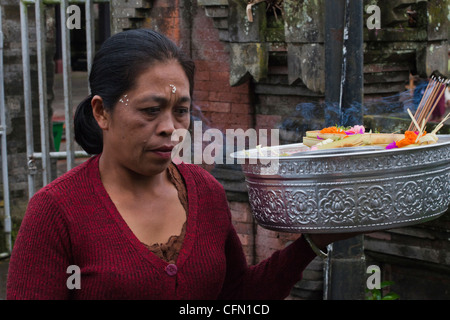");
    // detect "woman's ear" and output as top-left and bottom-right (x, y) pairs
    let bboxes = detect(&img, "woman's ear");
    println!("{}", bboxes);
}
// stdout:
(91, 95), (109, 130)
